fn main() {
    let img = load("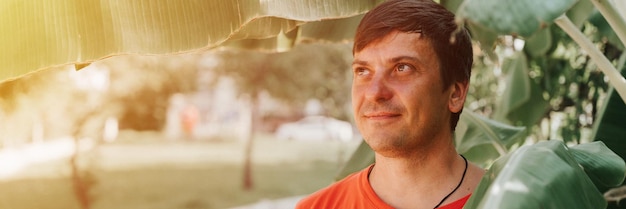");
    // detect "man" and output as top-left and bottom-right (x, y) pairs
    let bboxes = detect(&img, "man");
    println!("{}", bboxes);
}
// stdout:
(296, 0), (485, 208)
